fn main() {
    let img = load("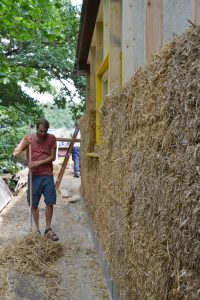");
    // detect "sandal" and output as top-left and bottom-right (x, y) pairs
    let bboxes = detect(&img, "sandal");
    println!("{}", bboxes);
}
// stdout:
(44, 228), (59, 241)
(36, 229), (41, 236)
